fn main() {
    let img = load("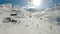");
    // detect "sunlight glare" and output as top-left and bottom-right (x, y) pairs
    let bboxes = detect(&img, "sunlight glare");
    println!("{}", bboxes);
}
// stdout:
(32, 0), (42, 7)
